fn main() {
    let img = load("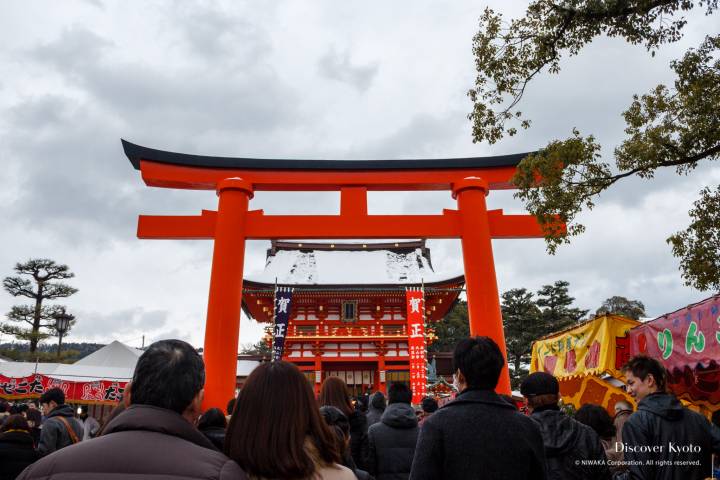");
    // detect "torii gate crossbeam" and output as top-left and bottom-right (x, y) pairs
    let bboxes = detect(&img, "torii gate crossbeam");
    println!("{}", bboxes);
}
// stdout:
(122, 139), (564, 409)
